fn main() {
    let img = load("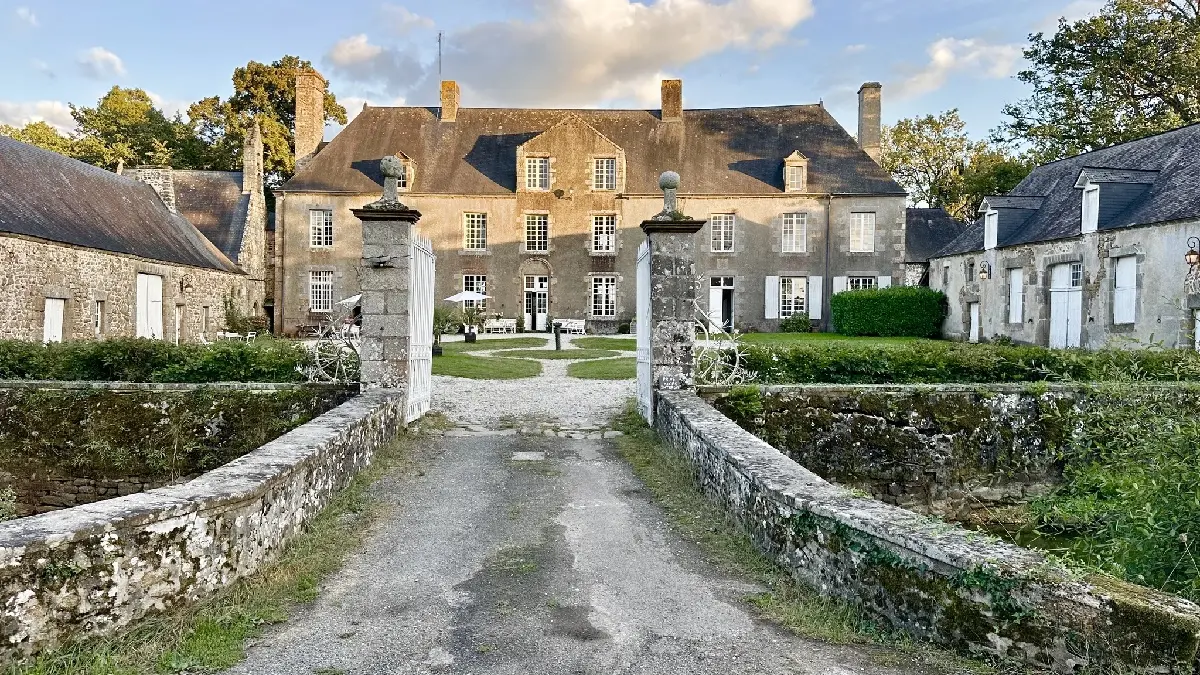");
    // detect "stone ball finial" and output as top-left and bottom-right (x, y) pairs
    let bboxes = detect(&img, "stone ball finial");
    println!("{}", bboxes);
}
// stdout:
(380, 155), (404, 179)
(659, 171), (681, 190)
